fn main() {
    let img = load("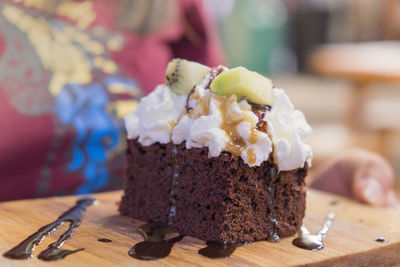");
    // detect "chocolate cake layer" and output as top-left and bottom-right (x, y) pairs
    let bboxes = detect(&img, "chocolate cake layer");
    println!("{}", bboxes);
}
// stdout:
(119, 139), (307, 243)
